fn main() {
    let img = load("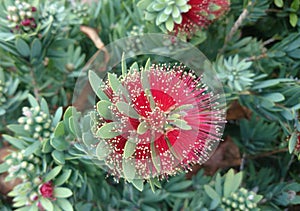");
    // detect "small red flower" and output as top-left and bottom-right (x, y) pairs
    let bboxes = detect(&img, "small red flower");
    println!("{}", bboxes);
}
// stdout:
(21, 19), (31, 26)
(93, 63), (225, 180)
(174, 0), (230, 36)
(39, 181), (53, 198)
(31, 7), (37, 12)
